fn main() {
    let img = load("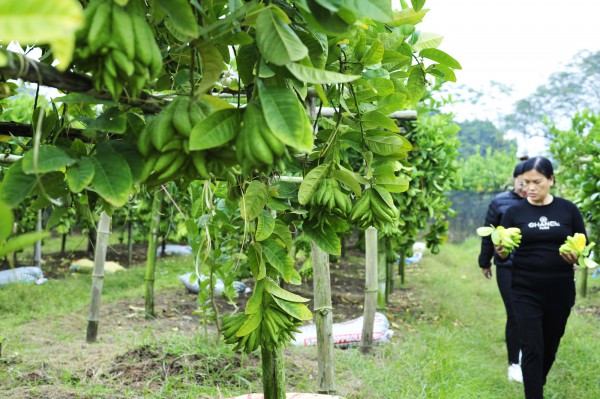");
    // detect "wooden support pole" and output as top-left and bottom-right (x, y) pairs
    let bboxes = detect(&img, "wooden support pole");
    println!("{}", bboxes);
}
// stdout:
(311, 240), (336, 394)
(86, 211), (111, 343)
(360, 227), (378, 354)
